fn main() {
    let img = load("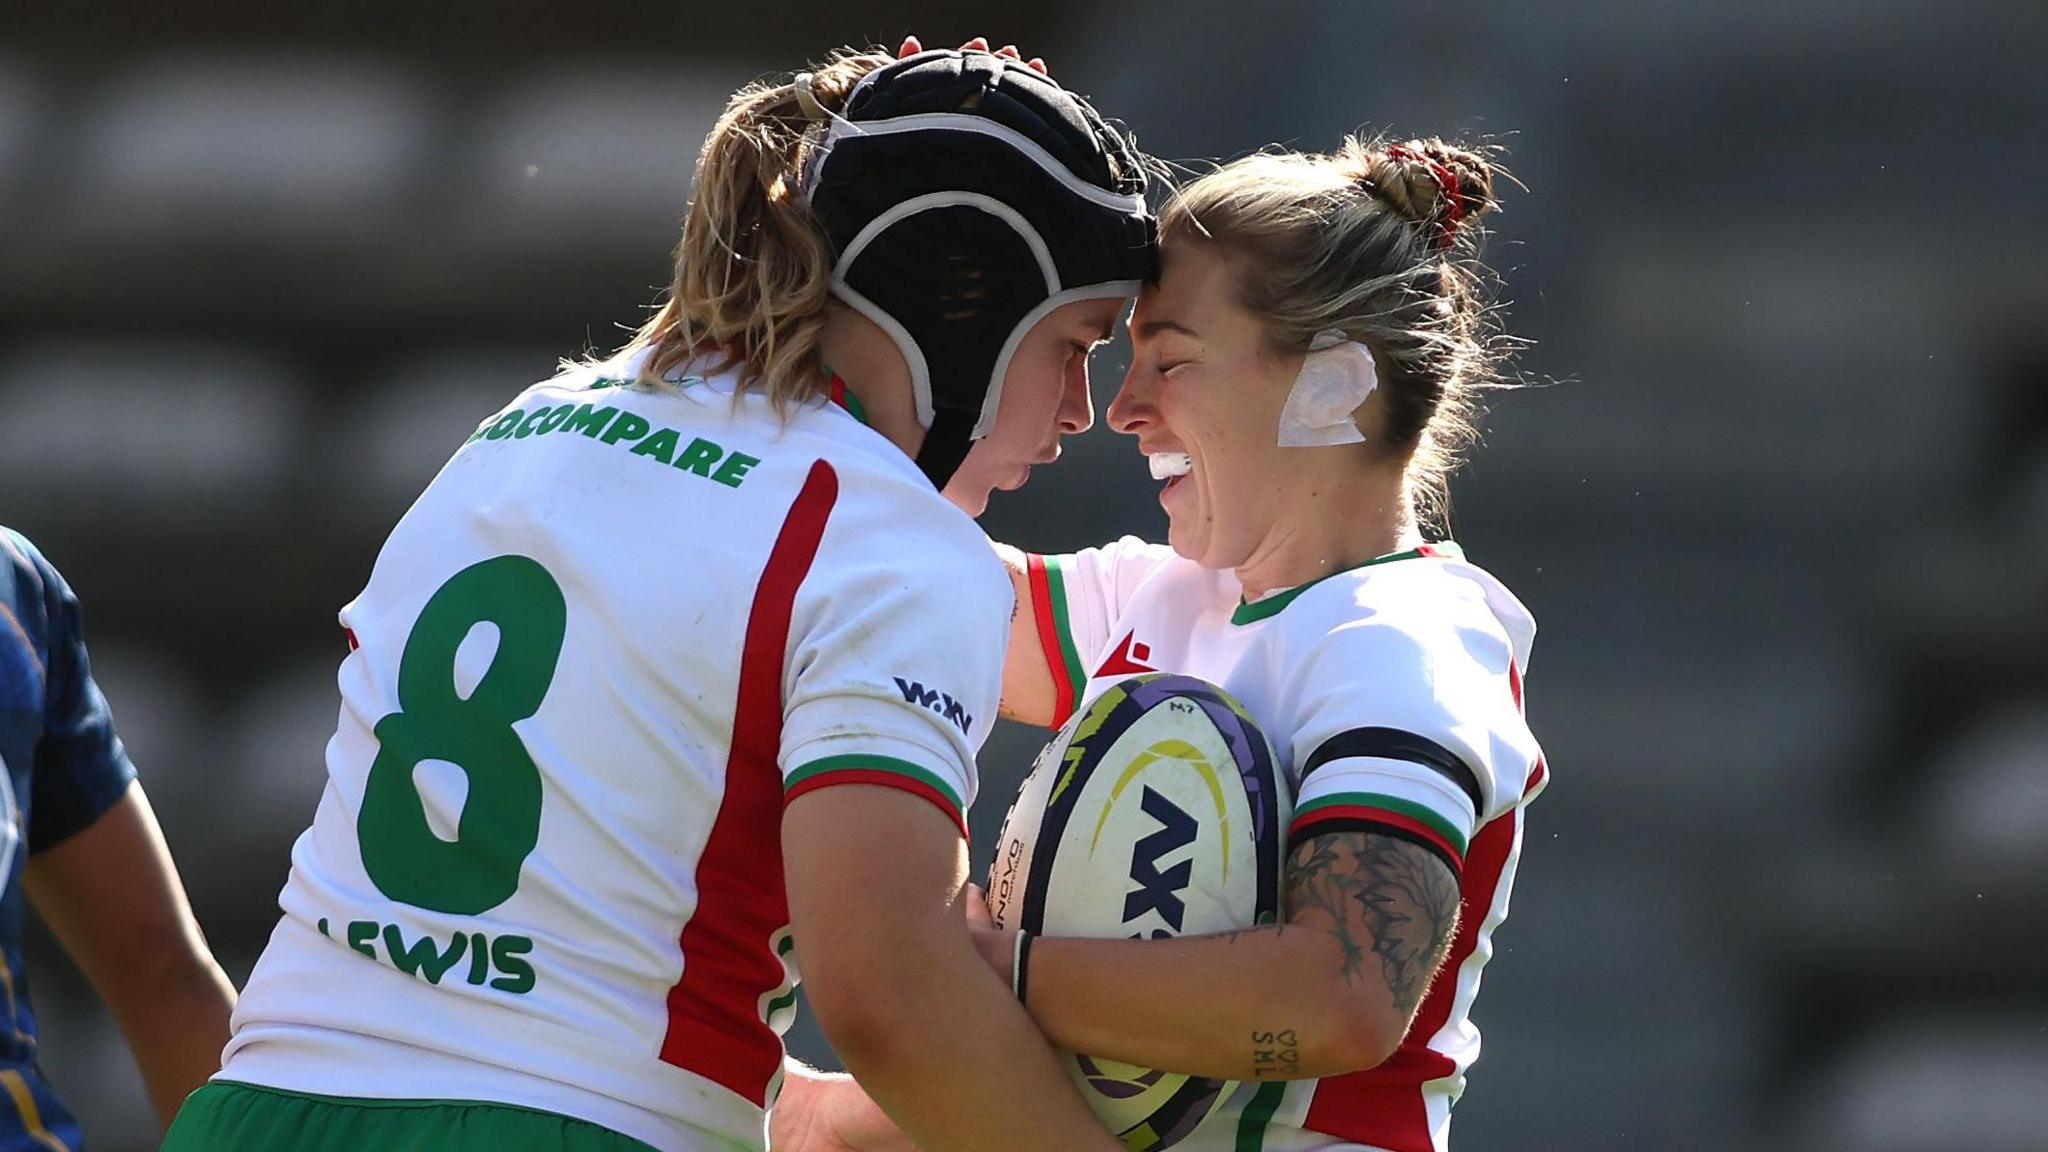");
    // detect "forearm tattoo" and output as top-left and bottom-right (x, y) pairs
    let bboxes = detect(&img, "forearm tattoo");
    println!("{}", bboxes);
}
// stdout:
(1283, 831), (1462, 1020)
(1250, 1028), (1302, 1078)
